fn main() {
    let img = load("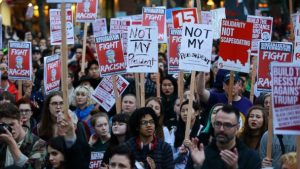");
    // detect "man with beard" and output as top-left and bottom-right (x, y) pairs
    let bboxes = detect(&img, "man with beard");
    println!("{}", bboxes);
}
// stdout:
(185, 105), (261, 169)
(0, 71), (19, 101)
